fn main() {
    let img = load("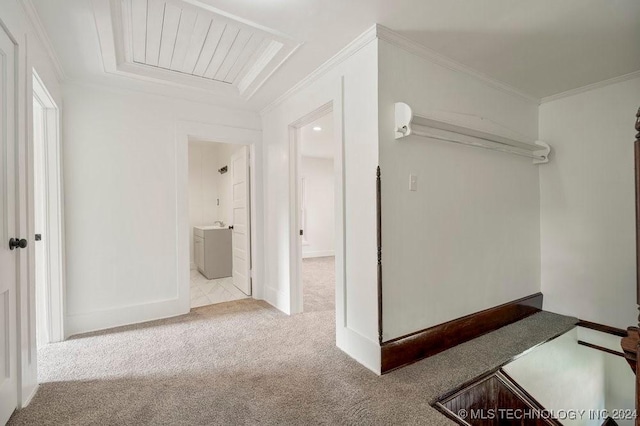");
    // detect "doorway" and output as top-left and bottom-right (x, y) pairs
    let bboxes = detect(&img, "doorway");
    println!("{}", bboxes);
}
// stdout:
(298, 113), (336, 312)
(187, 139), (252, 308)
(32, 70), (64, 347)
(290, 103), (341, 315)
